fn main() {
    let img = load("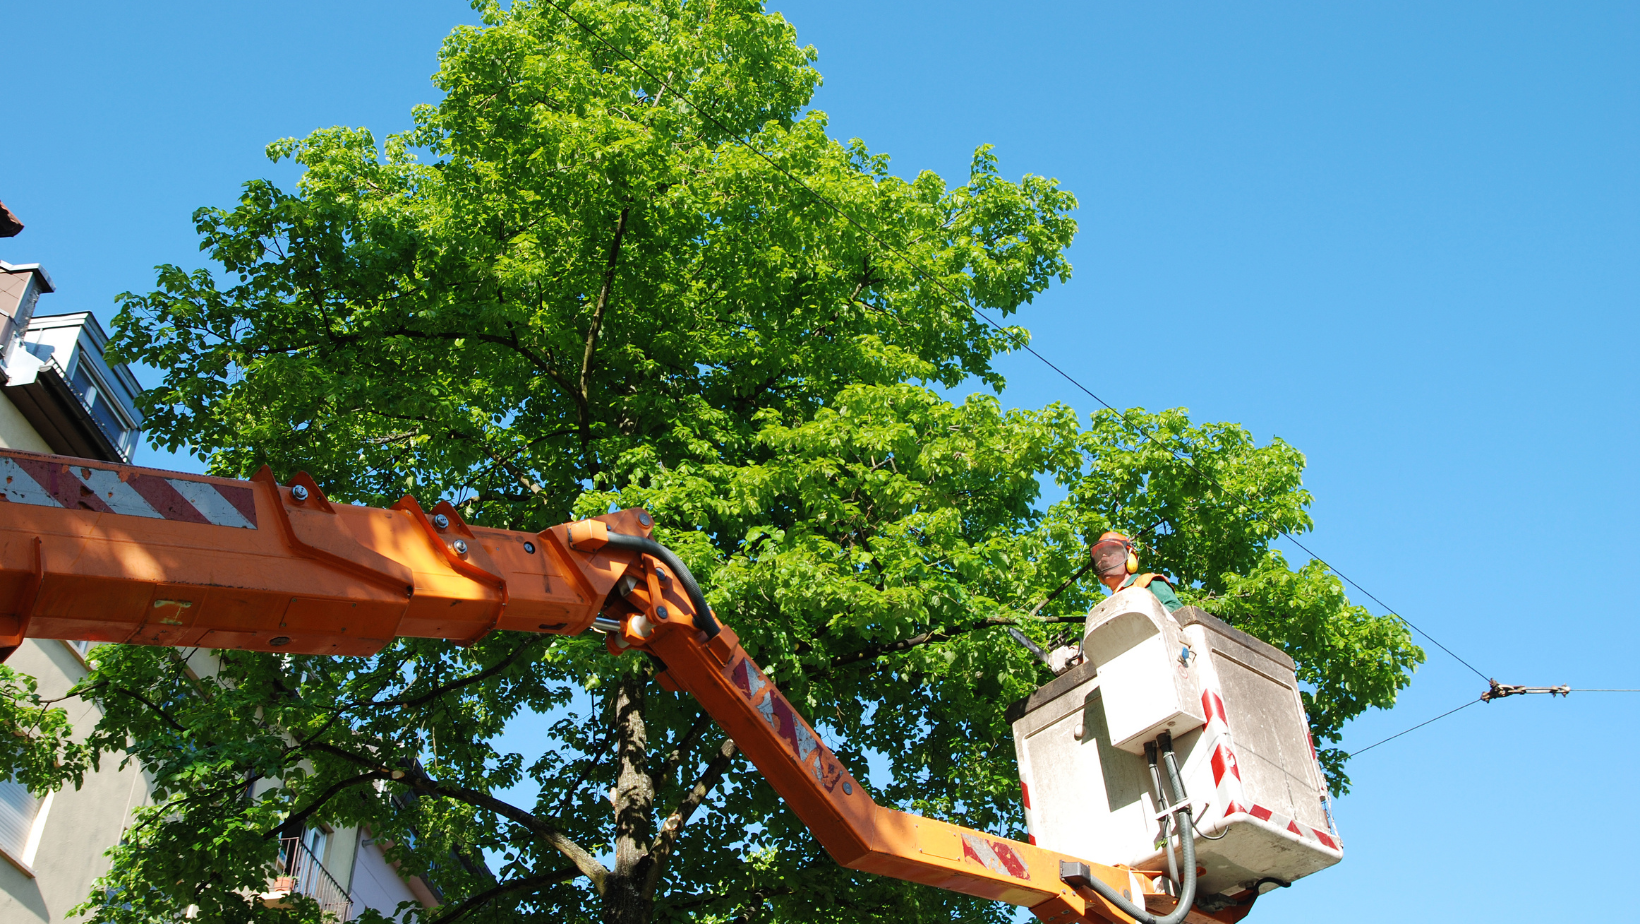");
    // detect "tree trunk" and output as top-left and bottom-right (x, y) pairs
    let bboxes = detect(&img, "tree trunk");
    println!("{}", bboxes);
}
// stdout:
(603, 671), (655, 924)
